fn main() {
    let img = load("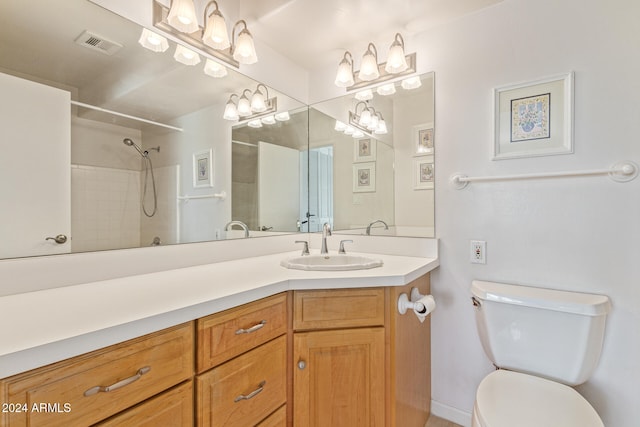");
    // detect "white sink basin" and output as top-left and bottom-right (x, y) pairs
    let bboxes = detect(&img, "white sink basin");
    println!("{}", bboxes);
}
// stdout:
(281, 254), (383, 271)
